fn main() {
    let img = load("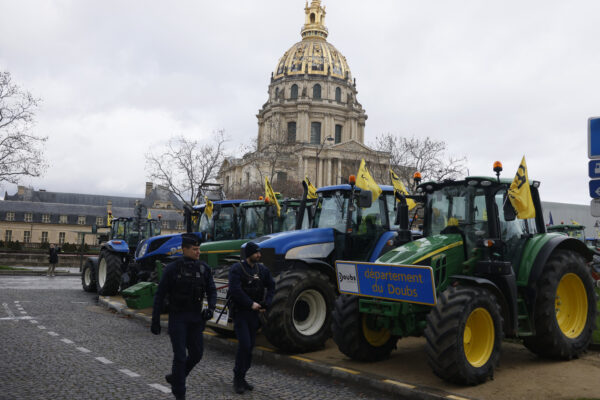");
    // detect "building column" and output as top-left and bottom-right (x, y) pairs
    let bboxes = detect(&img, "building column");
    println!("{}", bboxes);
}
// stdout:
(327, 158), (332, 186)
(338, 158), (342, 184)
(303, 157), (308, 180)
(318, 158), (324, 187)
